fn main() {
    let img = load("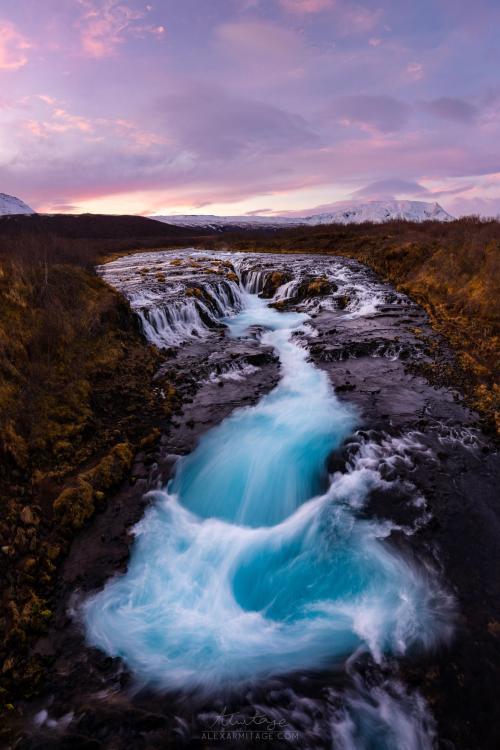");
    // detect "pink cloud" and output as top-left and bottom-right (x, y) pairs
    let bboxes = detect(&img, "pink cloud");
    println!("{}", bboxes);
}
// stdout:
(0, 20), (31, 71)
(406, 61), (424, 81)
(278, 0), (334, 13)
(339, 4), (383, 33)
(77, 0), (165, 58)
(19, 96), (166, 151)
(23, 99), (96, 138)
(8, 101), (500, 215)
(277, 0), (382, 33)
(113, 118), (168, 148)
